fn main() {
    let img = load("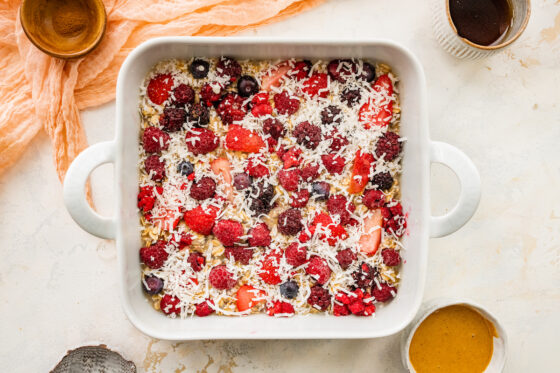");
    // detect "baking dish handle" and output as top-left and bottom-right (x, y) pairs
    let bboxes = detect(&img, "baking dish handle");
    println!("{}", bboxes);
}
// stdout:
(63, 141), (116, 240)
(429, 141), (481, 238)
